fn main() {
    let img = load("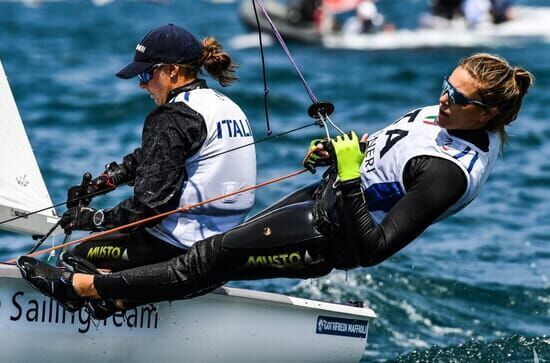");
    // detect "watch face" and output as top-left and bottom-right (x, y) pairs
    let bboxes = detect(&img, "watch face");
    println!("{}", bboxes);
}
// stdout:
(93, 210), (104, 226)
